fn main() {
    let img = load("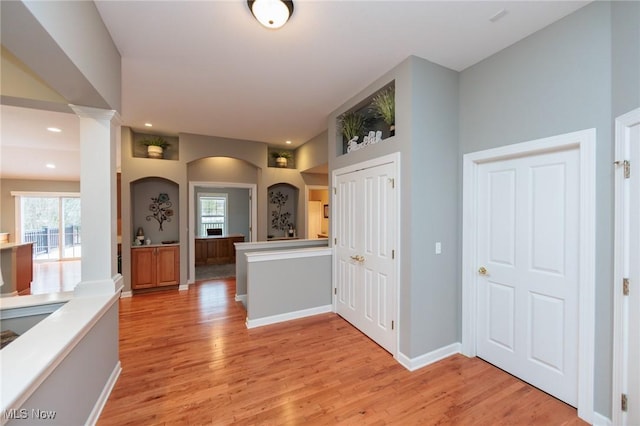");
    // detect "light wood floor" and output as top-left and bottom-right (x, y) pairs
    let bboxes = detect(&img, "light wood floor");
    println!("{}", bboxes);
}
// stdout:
(98, 279), (585, 425)
(29, 260), (80, 294)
